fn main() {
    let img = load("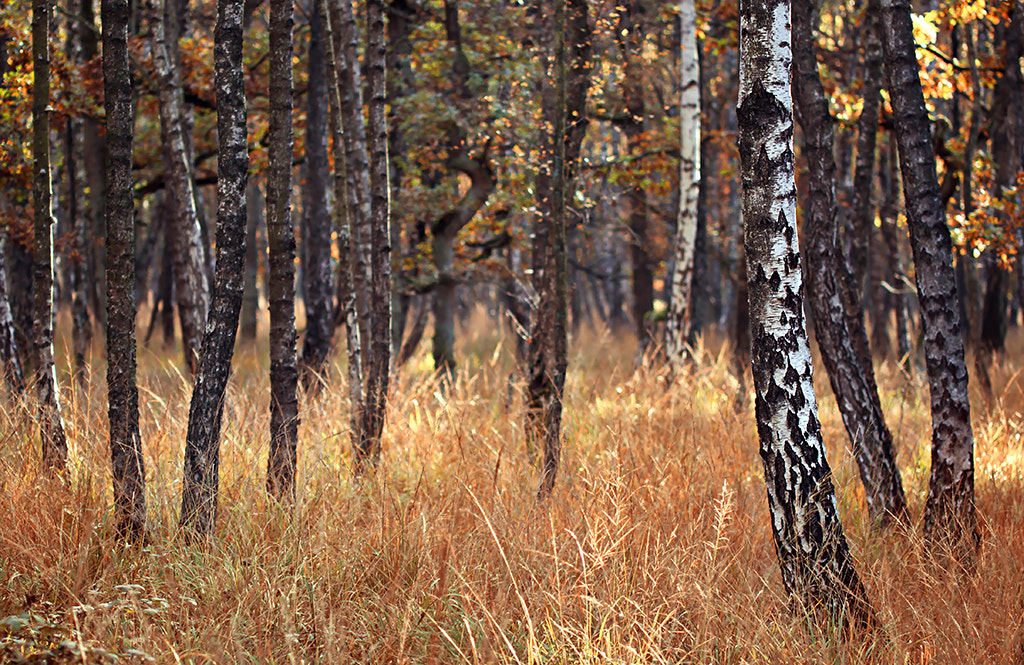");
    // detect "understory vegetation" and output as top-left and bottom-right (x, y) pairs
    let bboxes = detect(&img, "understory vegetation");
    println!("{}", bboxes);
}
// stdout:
(2, 310), (1024, 663)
